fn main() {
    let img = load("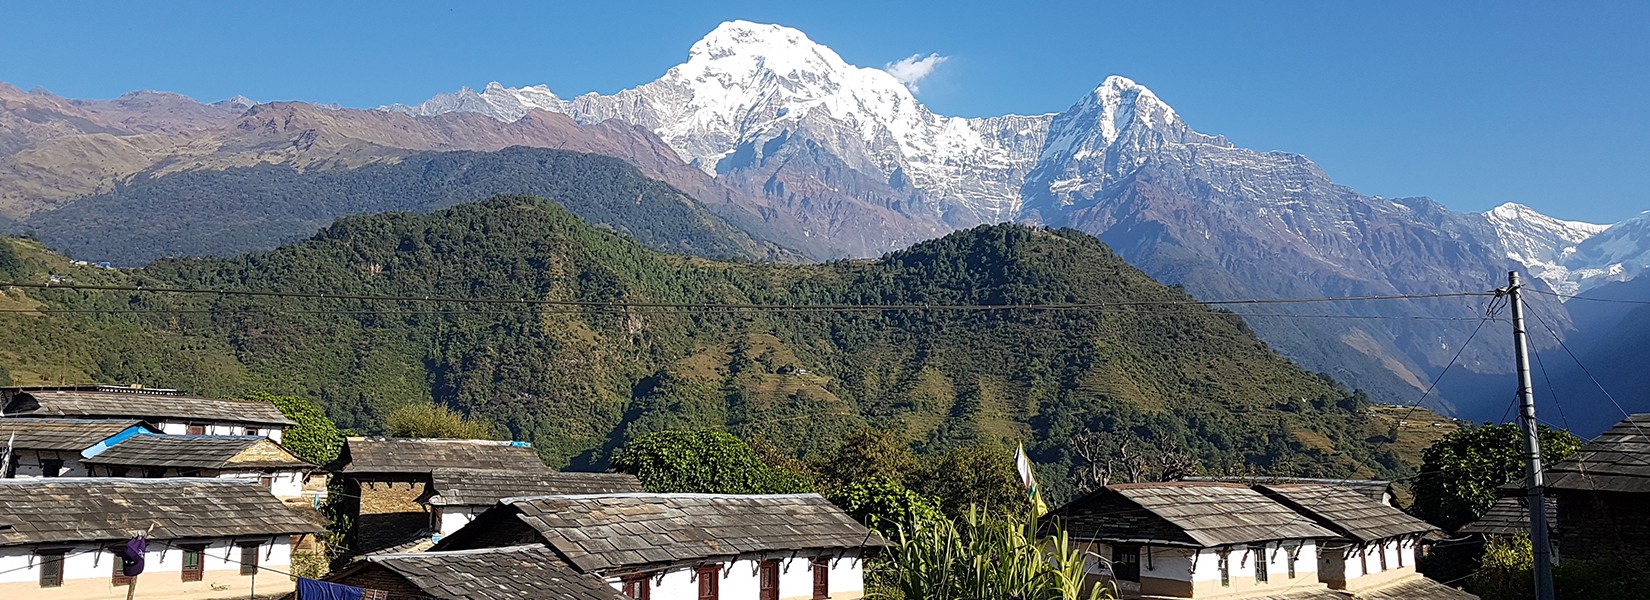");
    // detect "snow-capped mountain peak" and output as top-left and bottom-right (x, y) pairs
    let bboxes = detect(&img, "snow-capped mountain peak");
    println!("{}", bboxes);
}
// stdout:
(1479, 202), (1611, 294)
